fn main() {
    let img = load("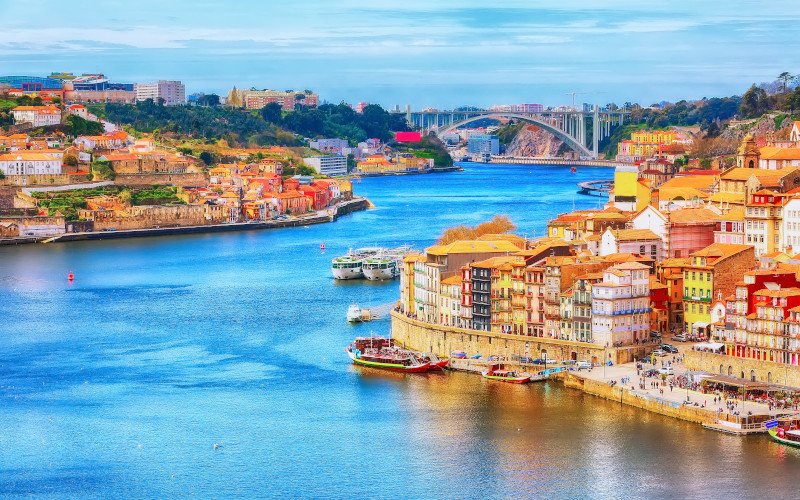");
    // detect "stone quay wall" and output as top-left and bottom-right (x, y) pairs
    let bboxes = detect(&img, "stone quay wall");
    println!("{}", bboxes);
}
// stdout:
(686, 350), (800, 388)
(563, 373), (723, 425)
(391, 311), (643, 364)
(1, 174), (77, 187)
